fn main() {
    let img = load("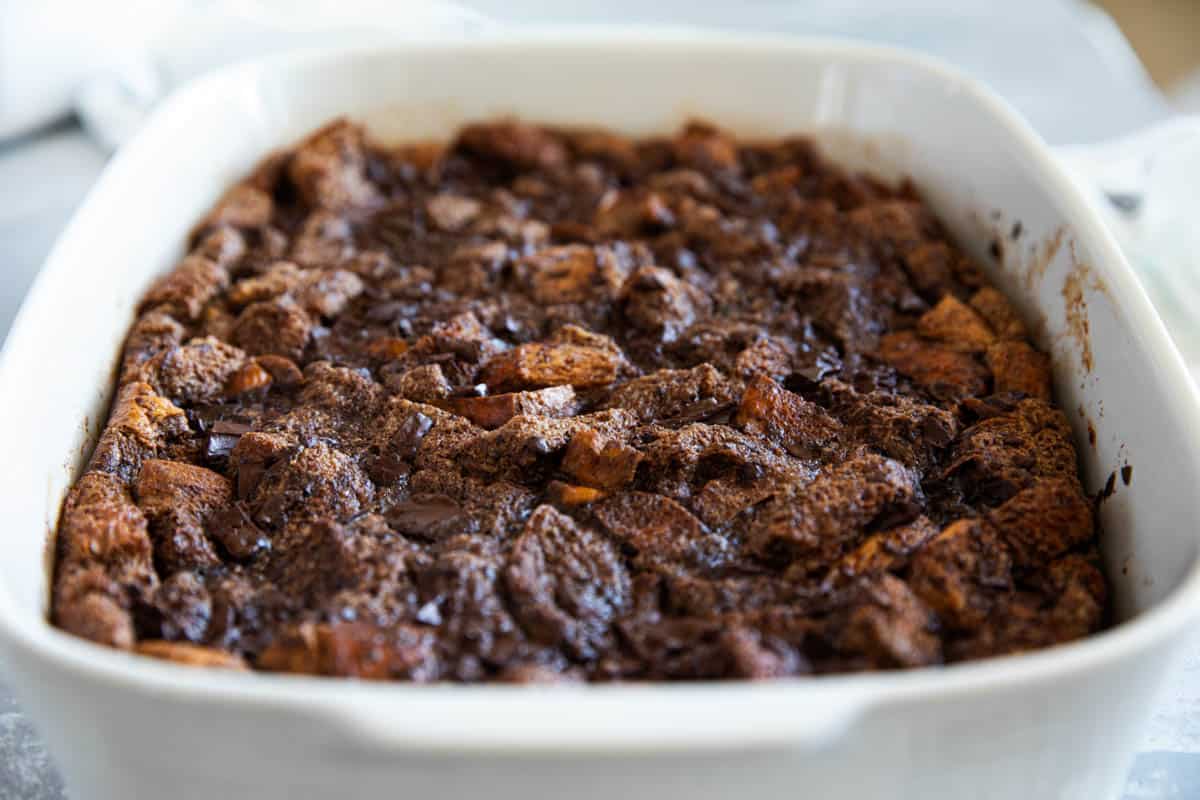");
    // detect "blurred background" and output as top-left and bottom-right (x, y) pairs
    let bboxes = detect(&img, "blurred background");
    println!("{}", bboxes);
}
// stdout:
(1, 1), (1199, 797)
(1101, 0), (1200, 103)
